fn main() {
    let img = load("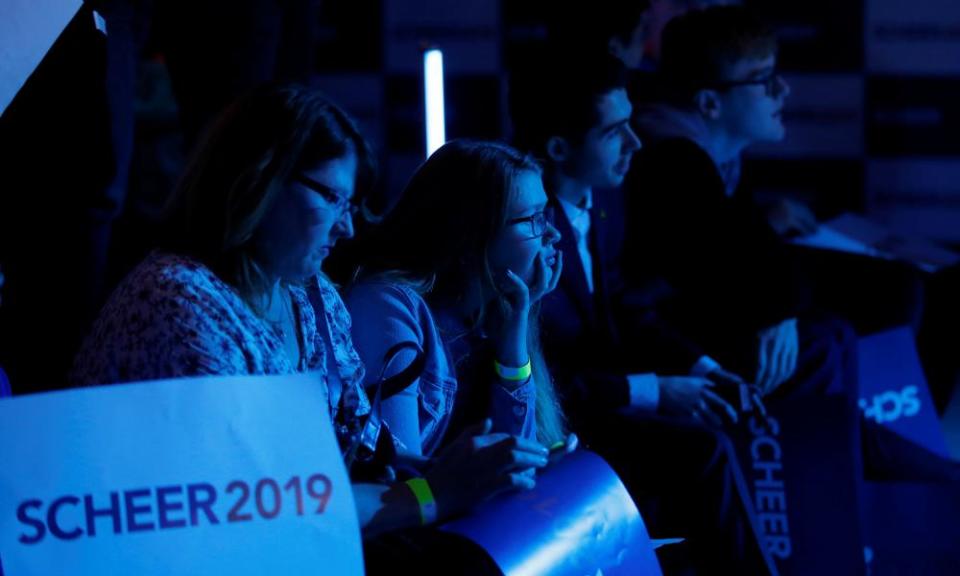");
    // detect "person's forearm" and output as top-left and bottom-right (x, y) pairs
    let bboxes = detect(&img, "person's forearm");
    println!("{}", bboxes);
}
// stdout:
(495, 317), (529, 369)
(489, 377), (537, 439)
(355, 482), (421, 538)
(627, 372), (660, 411)
(565, 369), (632, 411)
